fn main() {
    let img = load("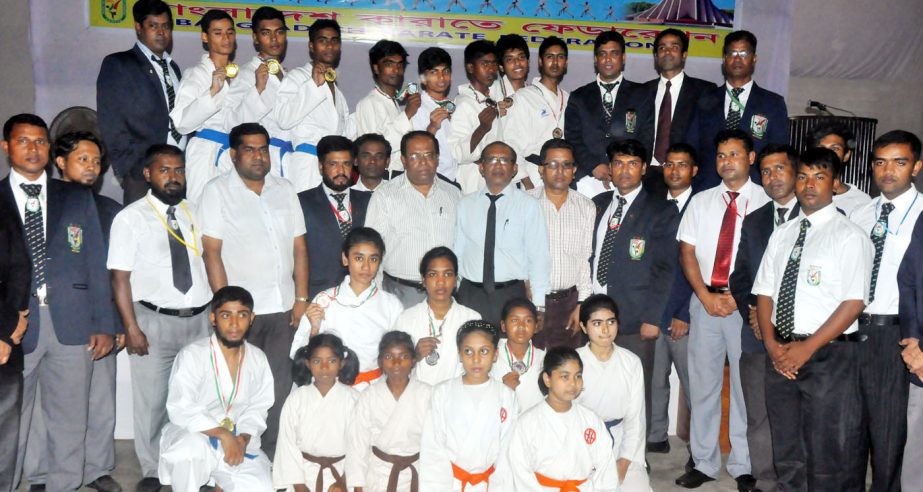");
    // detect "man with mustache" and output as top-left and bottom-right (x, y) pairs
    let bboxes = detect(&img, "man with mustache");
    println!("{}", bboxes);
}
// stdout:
(108, 144), (213, 492)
